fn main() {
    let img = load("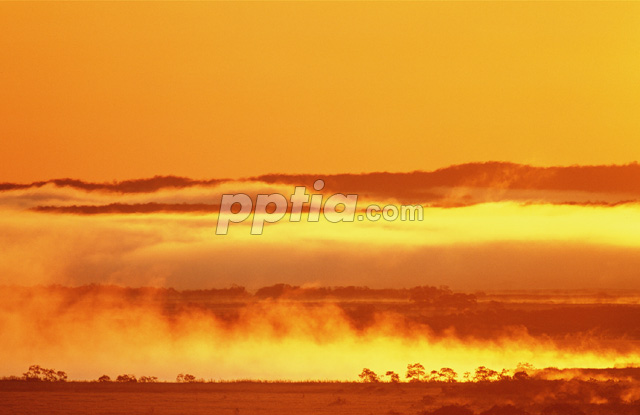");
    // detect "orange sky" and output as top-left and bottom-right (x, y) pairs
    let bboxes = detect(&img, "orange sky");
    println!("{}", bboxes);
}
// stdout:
(1, 2), (639, 182)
